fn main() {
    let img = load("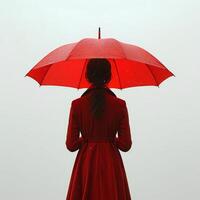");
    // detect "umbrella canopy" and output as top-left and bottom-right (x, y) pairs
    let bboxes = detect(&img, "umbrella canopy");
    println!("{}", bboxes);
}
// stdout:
(25, 28), (175, 89)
